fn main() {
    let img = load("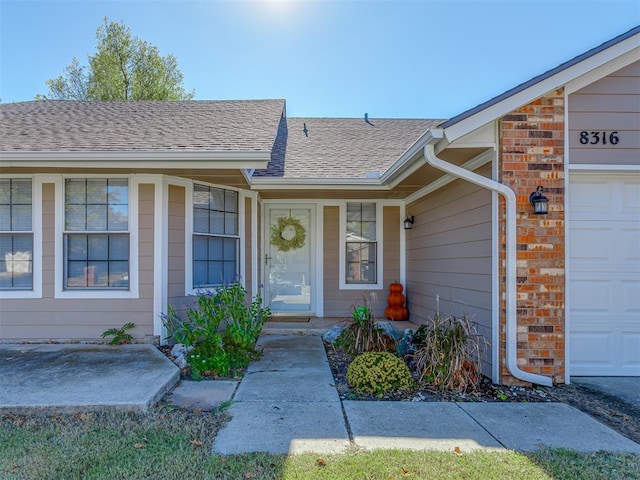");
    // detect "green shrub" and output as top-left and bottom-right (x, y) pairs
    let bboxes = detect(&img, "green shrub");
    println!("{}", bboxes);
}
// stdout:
(411, 312), (486, 392)
(161, 280), (270, 378)
(101, 322), (135, 345)
(347, 351), (414, 396)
